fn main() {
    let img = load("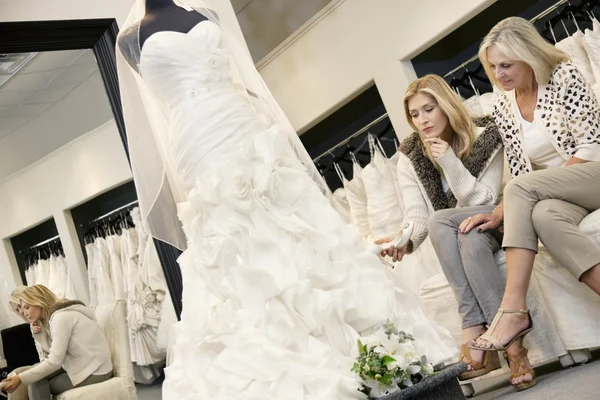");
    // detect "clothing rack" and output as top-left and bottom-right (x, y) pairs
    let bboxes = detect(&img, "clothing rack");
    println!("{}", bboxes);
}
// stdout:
(91, 200), (139, 223)
(20, 236), (64, 267)
(27, 234), (61, 250)
(443, 0), (570, 79)
(312, 113), (389, 163)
